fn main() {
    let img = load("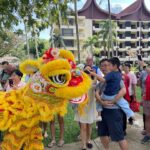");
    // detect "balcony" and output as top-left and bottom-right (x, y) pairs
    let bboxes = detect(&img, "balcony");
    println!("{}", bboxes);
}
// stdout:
(93, 26), (101, 32)
(142, 28), (150, 32)
(142, 47), (150, 51)
(62, 33), (85, 40)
